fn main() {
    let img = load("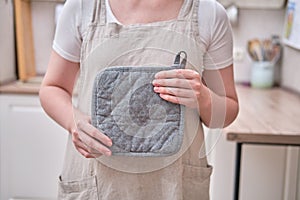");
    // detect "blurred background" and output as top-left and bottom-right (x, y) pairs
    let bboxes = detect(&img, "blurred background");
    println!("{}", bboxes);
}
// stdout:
(0, 0), (299, 199)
